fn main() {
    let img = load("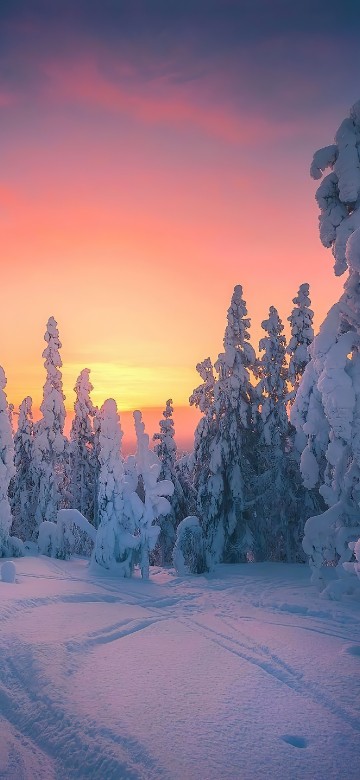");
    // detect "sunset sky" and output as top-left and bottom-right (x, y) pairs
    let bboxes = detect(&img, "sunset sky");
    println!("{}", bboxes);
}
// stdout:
(1, 0), (359, 448)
